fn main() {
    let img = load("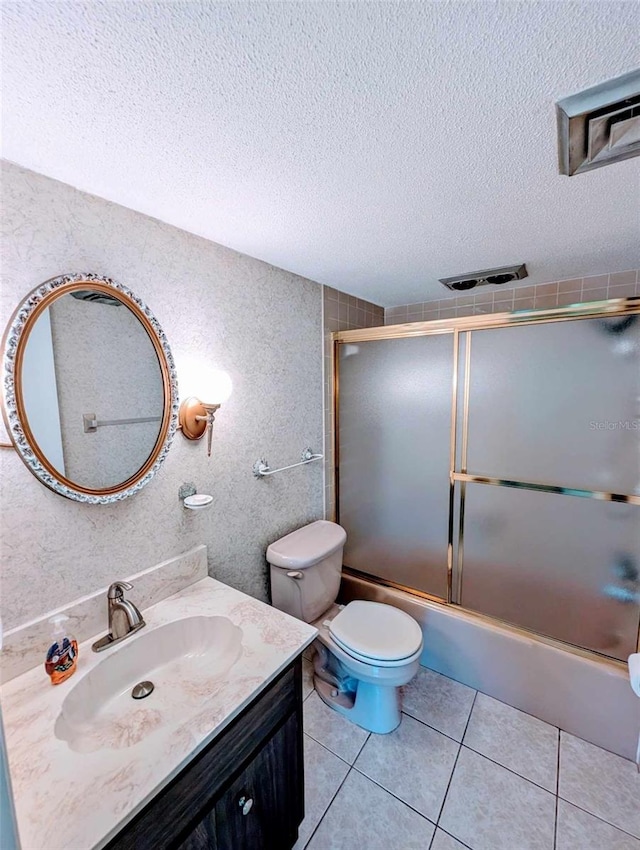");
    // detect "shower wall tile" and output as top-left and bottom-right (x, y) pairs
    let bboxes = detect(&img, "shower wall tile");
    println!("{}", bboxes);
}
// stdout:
(385, 269), (639, 324)
(322, 285), (384, 520)
(493, 290), (515, 312)
(609, 282), (637, 298)
(556, 290), (582, 307)
(609, 270), (637, 287)
(515, 285), (537, 299)
(514, 296), (536, 310)
(557, 278), (582, 293)
(535, 282), (558, 300)
(533, 294), (558, 309)
(582, 274), (610, 291)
